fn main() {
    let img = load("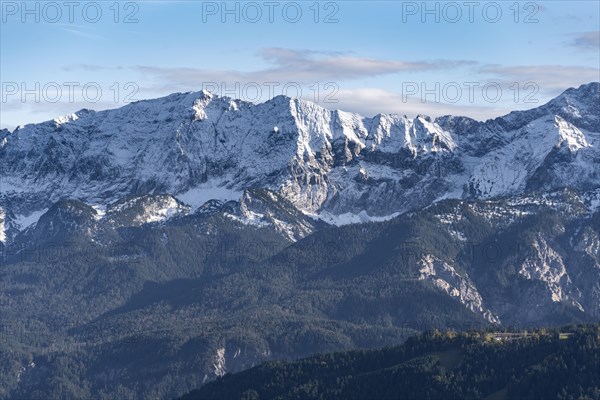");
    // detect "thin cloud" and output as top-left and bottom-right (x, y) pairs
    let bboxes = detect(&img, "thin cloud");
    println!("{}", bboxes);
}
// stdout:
(478, 64), (600, 94)
(258, 47), (463, 78)
(62, 64), (125, 72)
(61, 27), (103, 40)
(559, 14), (583, 23)
(132, 48), (476, 86)
(570, 31), (600, 50)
